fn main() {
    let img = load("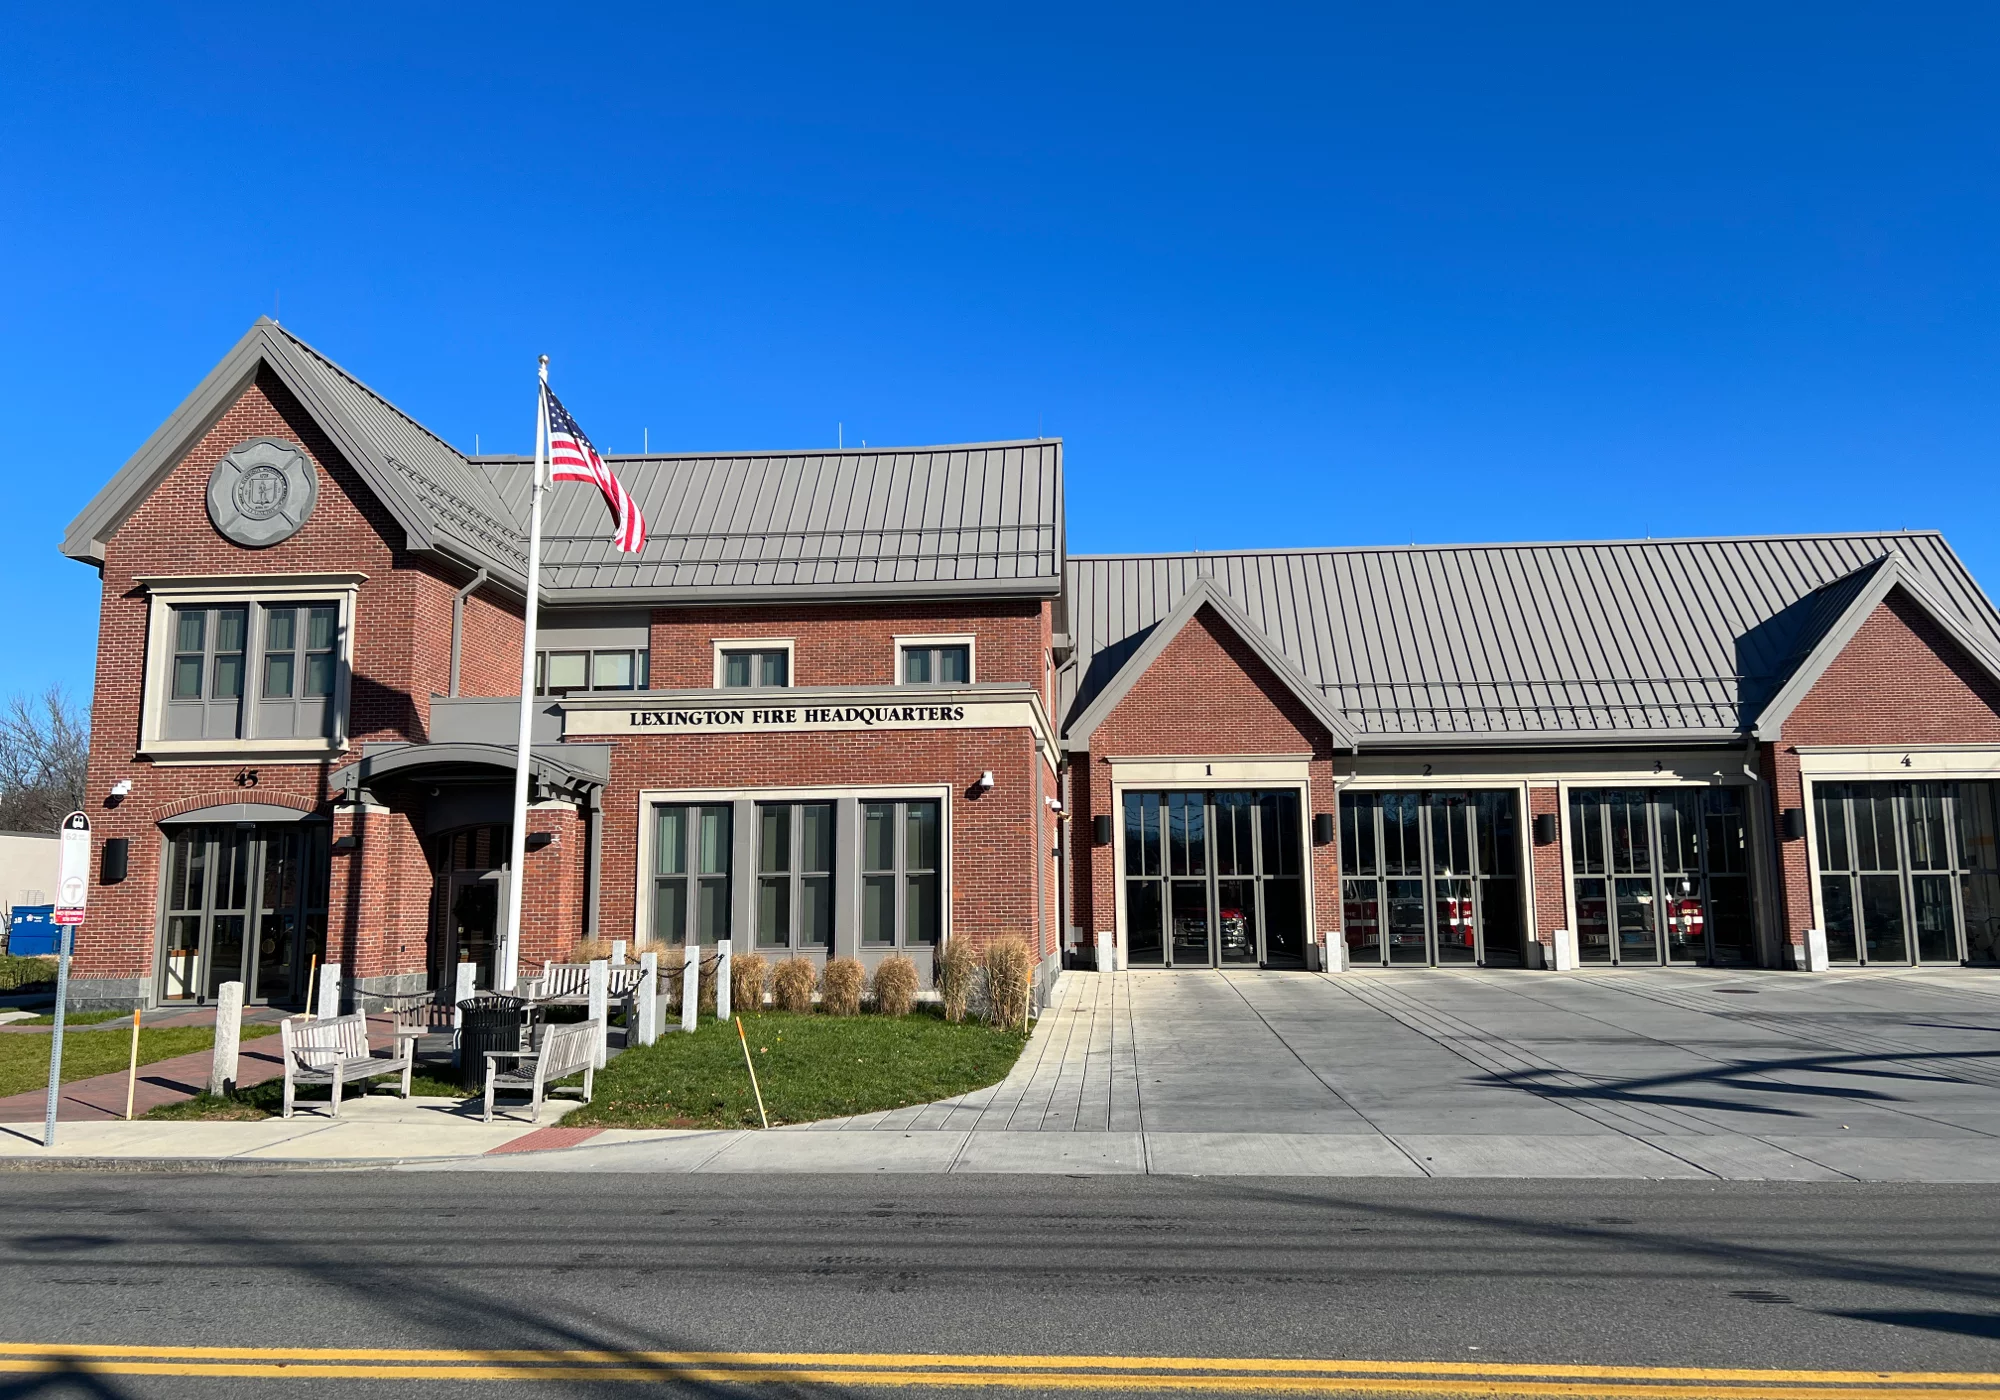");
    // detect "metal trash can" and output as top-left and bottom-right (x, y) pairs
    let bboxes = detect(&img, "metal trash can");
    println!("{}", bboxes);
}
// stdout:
(457, 994), (529, 1091)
